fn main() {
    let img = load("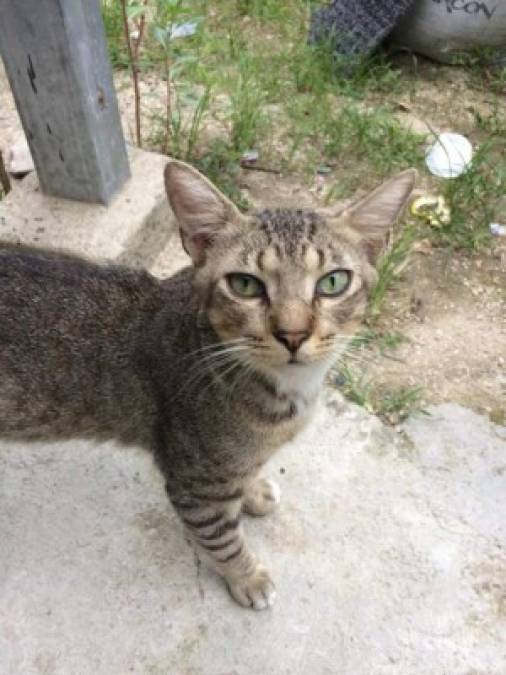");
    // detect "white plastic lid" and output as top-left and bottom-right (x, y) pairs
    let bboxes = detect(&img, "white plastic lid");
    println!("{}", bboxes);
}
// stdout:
(425, 133), (473, 179)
